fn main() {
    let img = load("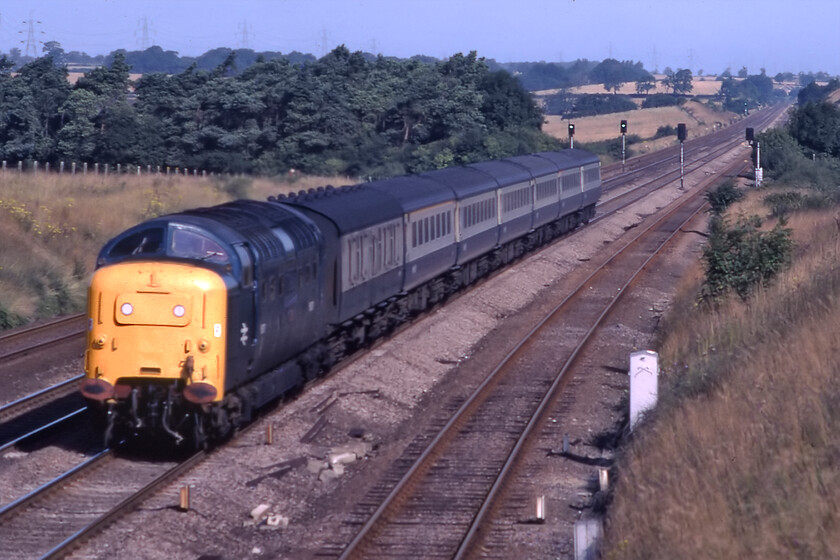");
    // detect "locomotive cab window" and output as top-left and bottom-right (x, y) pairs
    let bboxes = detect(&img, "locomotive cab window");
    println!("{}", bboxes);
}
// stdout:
(170, 228), (230, 265)
(107, 227), (165, 260)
